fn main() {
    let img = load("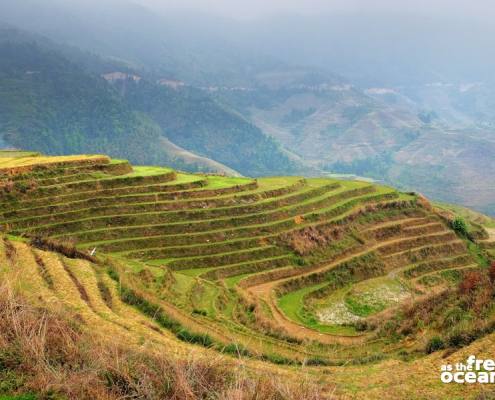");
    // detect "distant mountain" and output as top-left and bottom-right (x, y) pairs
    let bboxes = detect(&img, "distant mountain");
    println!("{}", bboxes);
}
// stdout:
(215, 81), (495, 215)
(1, 0), (494, 214)
(0, 0), (286, 86)
(0, 38), (168, 165)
